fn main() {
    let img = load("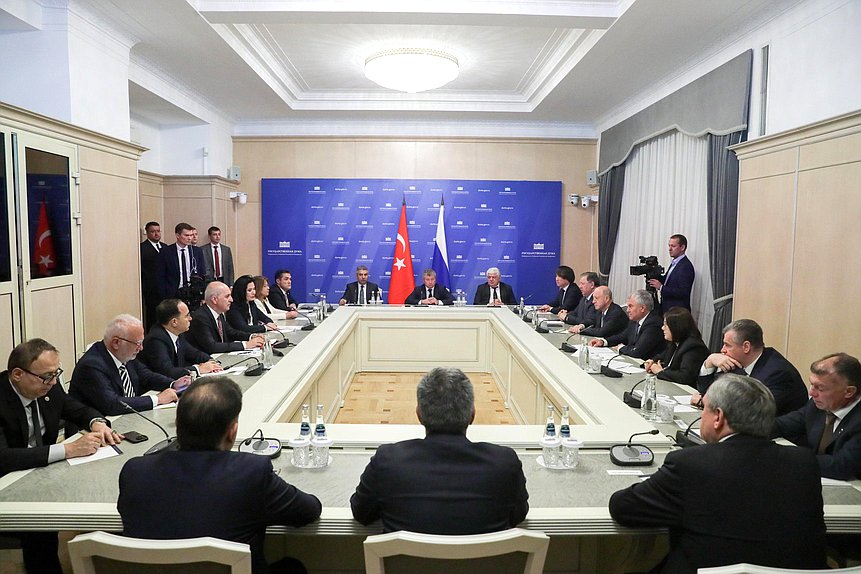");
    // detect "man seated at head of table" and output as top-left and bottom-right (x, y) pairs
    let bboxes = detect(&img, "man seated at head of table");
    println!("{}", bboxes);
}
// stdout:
(1, 338), (121, 574)
(68, 315), (189, 422)
(268, 269), (300, 319)
(404, 268), (453, 305)
(609, 374), (826, 574)
(138, 298), (222, 379)
(772, 352), (861, 480)
(339, 265), (380, 305)
(589, 289), (666, 360)
(186, 281), (266, 355)
(559, 271), (599, 329)
(226, 275), (280, 334)
(473, 267), (517, 307)
(643, 307), (710, 388)
(691, 318), (808, 416)
(569, 285), (627, 339)
(350, 367), (528, 534)
(119, 376), (322, 574)
(537, 265), (580, 314)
